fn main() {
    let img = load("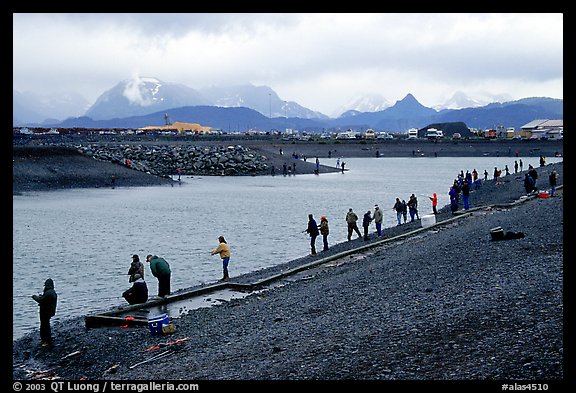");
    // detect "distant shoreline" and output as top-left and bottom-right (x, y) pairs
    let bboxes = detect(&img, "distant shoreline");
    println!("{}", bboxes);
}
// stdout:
(13, 138), (562, 194)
